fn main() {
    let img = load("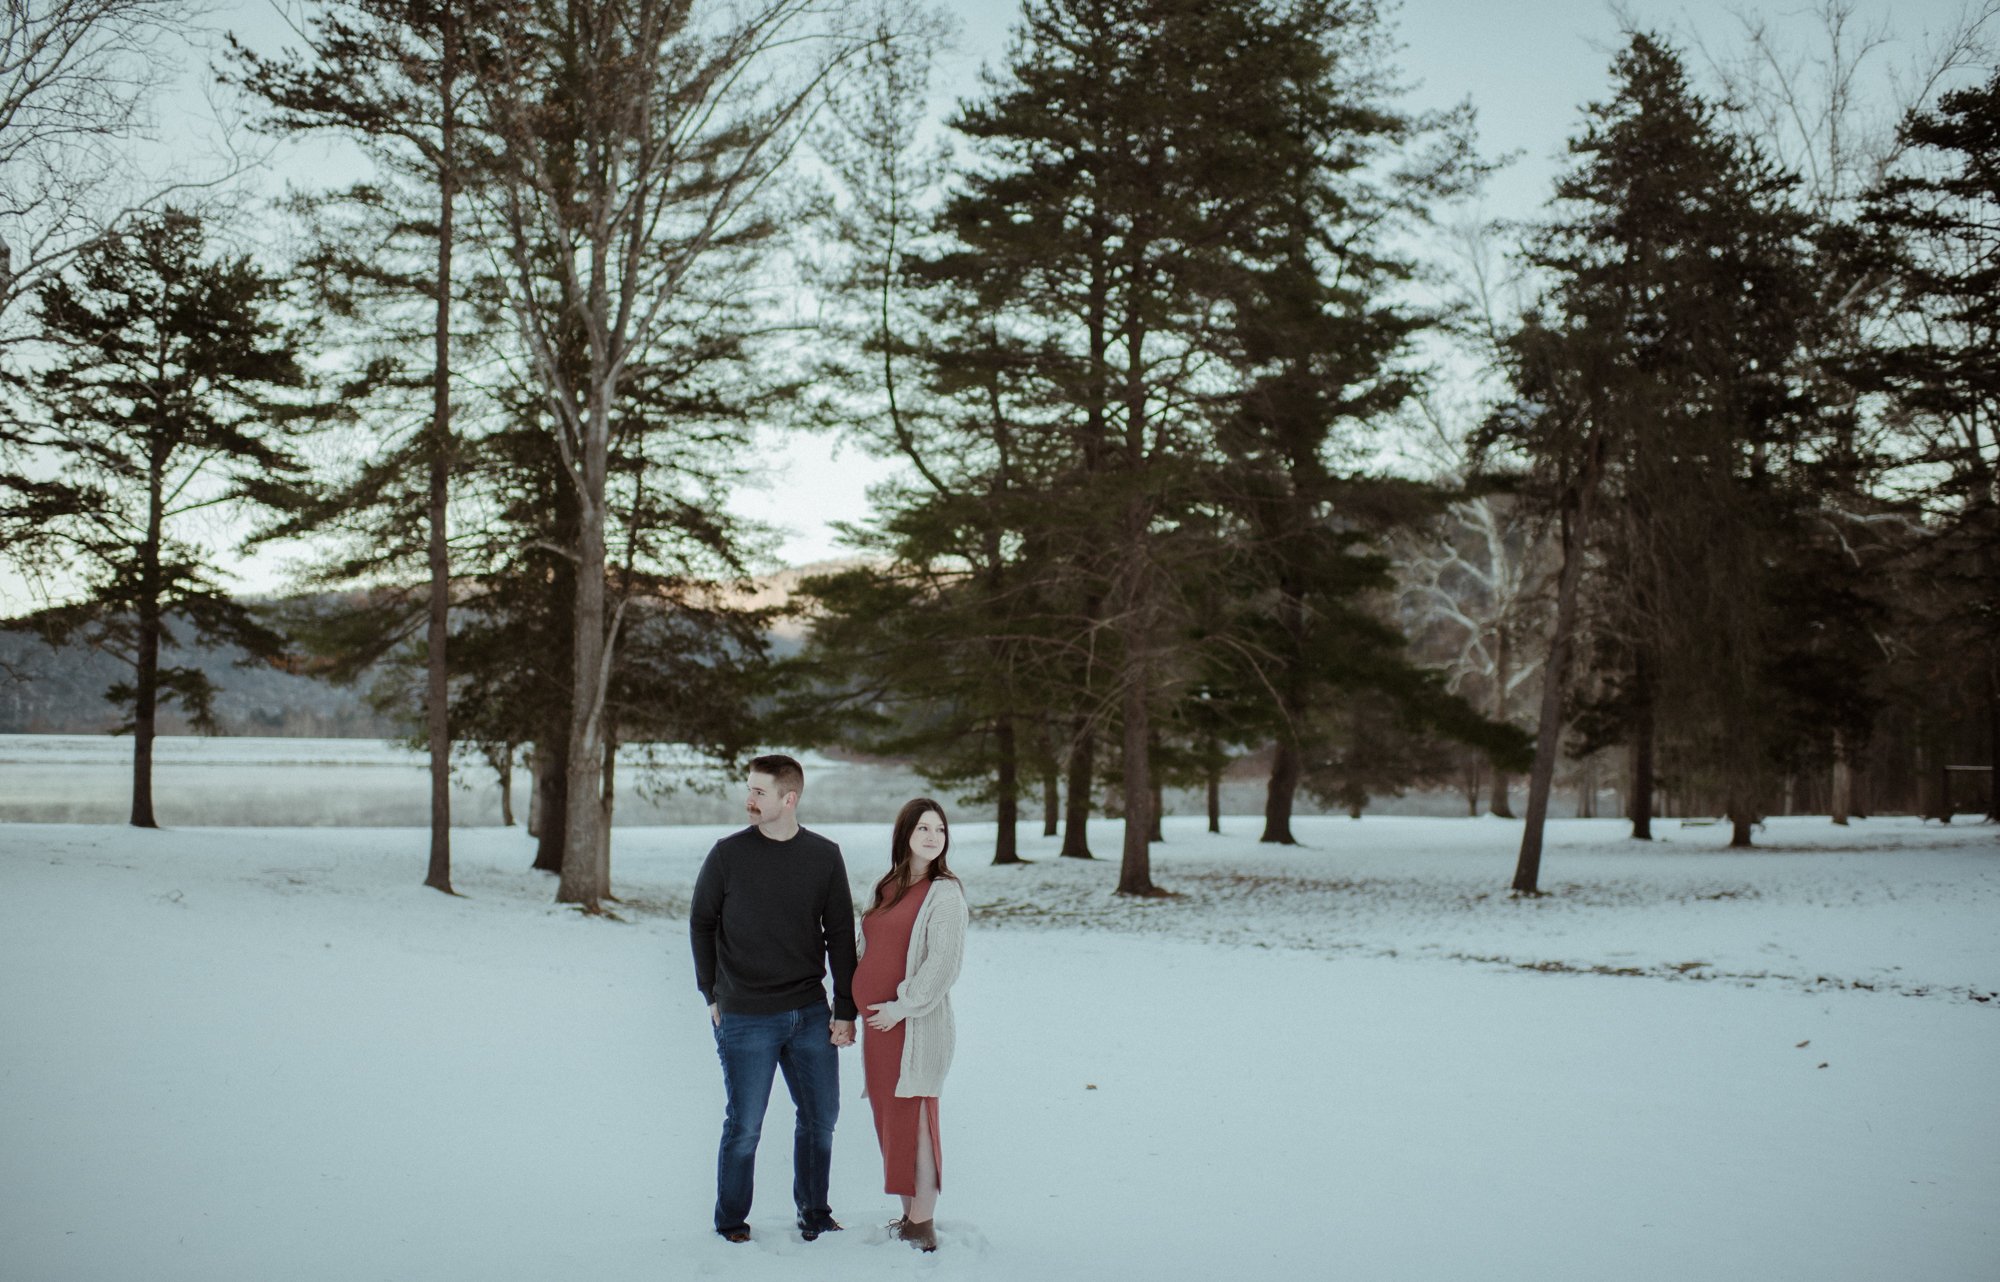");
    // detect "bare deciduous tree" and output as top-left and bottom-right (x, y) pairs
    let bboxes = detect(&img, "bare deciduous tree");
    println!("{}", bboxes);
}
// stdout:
(474, 0), (858, 911)
(1395, 393), (1552, 819)
(0, 0), (220, 335)
(1698, 0), (1998, 223)
(2, 0), (258, 602)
